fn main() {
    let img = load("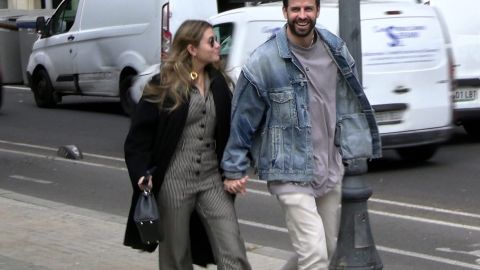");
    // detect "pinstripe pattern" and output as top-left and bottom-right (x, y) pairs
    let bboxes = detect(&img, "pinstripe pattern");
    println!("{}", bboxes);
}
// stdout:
(158, 86), (251, 270)
(161, 87), (219, 208)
